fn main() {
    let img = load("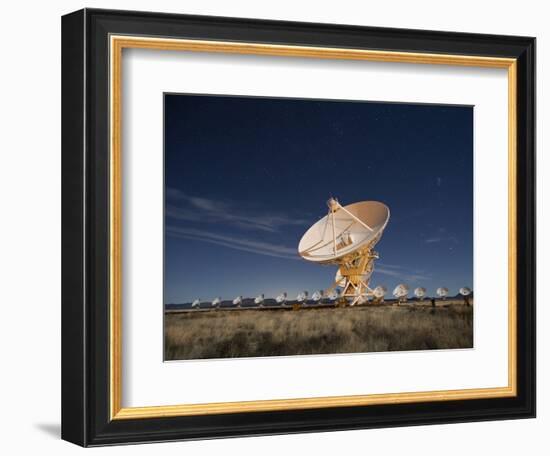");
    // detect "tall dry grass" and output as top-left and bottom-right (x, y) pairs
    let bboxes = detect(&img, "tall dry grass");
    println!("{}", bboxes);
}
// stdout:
(164, 304), (473, 360)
